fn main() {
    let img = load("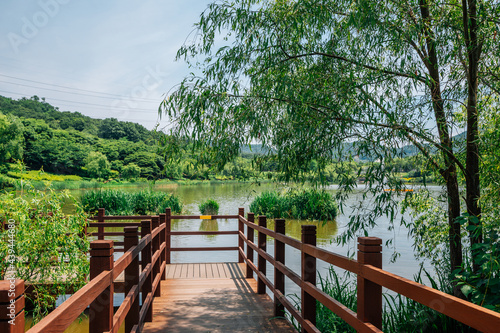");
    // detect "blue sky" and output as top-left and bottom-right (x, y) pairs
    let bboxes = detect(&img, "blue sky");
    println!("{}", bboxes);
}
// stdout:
(0, 0), (209, 129)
